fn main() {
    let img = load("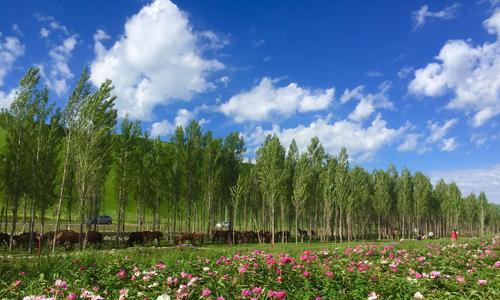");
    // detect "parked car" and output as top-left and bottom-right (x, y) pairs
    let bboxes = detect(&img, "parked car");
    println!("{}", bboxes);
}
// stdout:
(85, 215), (112, 225)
